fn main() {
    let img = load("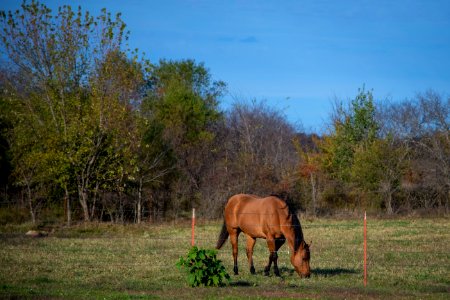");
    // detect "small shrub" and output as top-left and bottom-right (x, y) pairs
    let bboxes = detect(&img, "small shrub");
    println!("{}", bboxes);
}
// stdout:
(176, 246), (230, 287)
